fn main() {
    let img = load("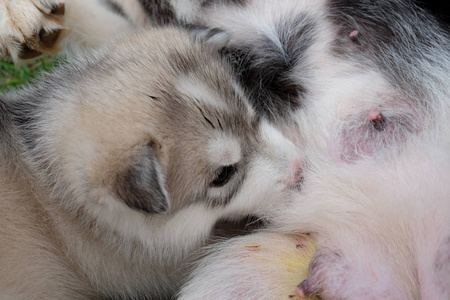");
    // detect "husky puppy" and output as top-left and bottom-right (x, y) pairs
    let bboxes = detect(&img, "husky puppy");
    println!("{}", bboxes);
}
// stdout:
(178, 0), (450, 299)
(0, 26), (302, 298)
